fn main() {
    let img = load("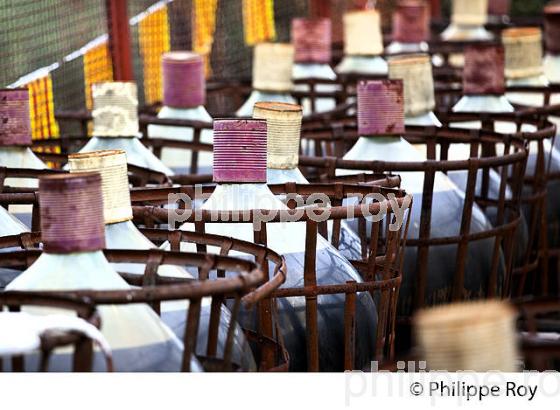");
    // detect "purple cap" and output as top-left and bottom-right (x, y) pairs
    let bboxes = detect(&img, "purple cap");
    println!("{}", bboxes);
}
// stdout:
(162, 51), (206, 108)
(291, 18), (332, 63)
(463, 44), (505, 95)
(213, 119), (267, 183)
(39, 173), (106, 254)
(545, 4), (560, 55)
(0, 88), (32, 146)
(357, 80), (405, 136)
(392, 1), (430, 43)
